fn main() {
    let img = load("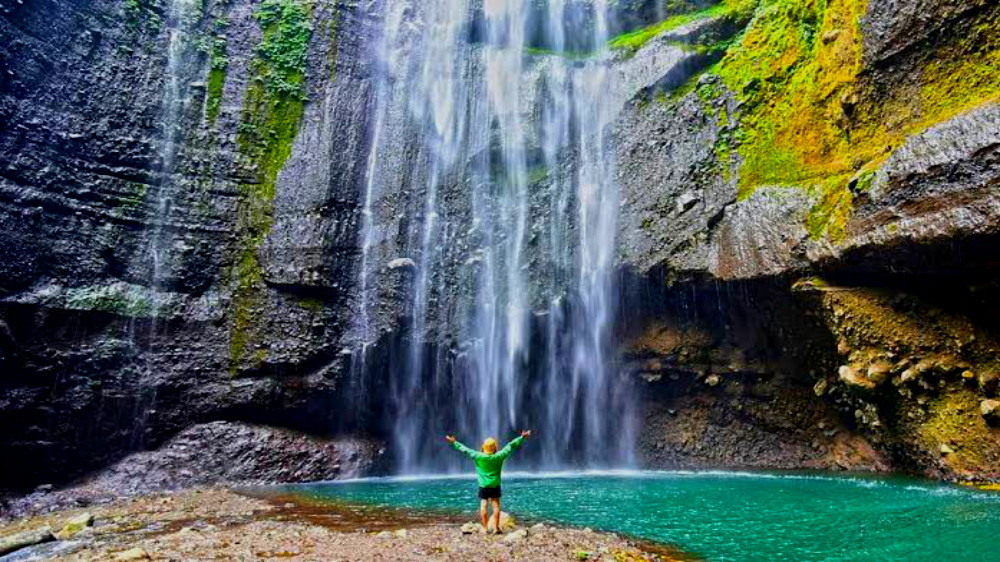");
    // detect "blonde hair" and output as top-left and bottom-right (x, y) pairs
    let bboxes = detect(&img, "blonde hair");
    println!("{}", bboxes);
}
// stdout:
(482, 437), (498, 454)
